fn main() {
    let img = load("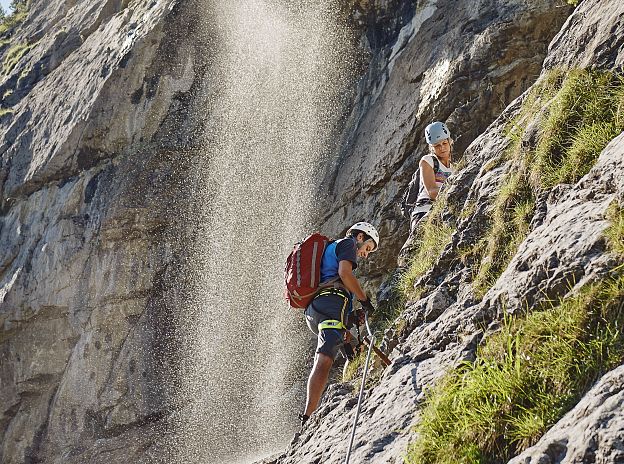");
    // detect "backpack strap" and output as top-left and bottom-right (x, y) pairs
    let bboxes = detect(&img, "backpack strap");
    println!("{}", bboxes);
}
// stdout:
(401, 167), (421, 217)
(432, 155), (440, 173)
